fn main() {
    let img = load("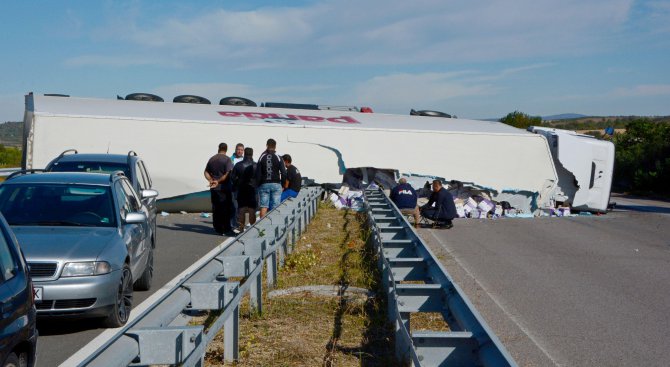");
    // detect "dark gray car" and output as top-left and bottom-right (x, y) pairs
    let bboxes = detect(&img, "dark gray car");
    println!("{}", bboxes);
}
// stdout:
(0, 212), (37, 367)
(0, 172), (157, 327)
